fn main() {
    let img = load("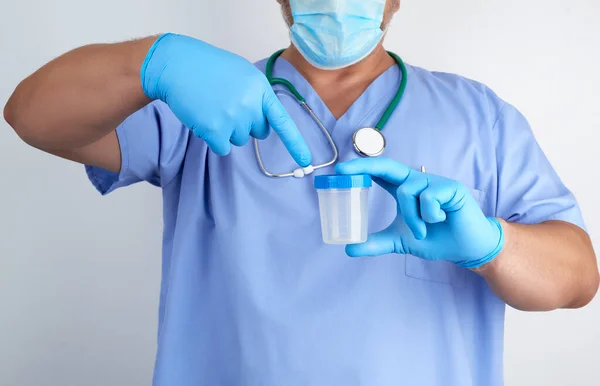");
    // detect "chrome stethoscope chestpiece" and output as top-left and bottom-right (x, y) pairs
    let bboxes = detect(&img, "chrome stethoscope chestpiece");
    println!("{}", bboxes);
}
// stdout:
(352, 127), (386, 157)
